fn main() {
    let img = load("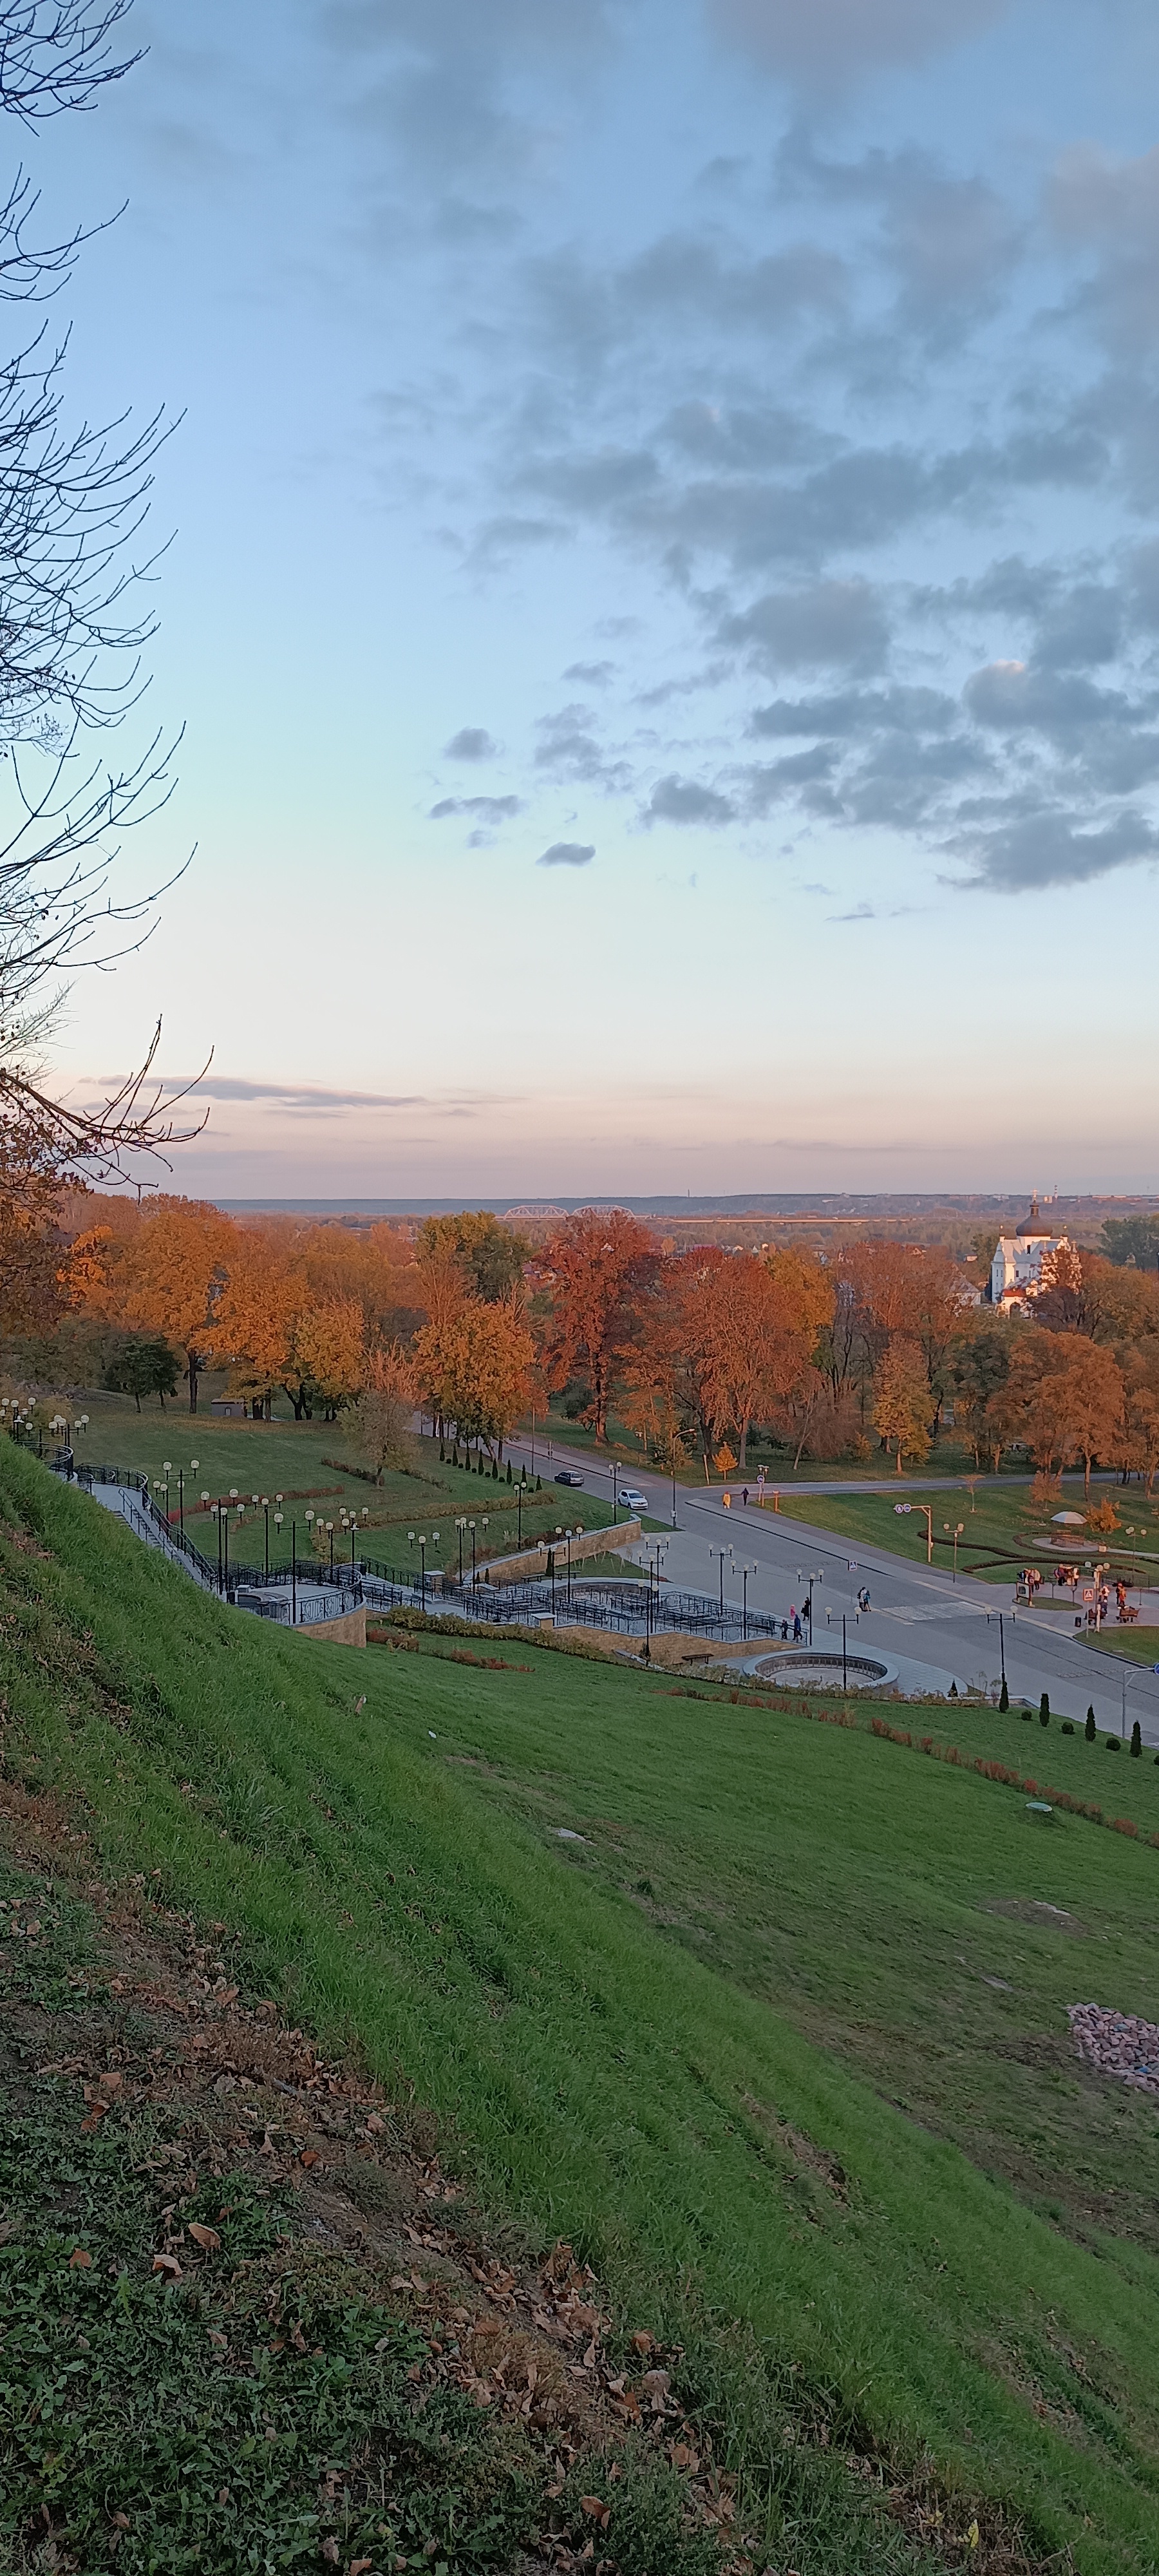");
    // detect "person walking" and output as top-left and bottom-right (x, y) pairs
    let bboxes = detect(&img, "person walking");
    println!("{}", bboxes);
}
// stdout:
(792, 1609), (802, 1643)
